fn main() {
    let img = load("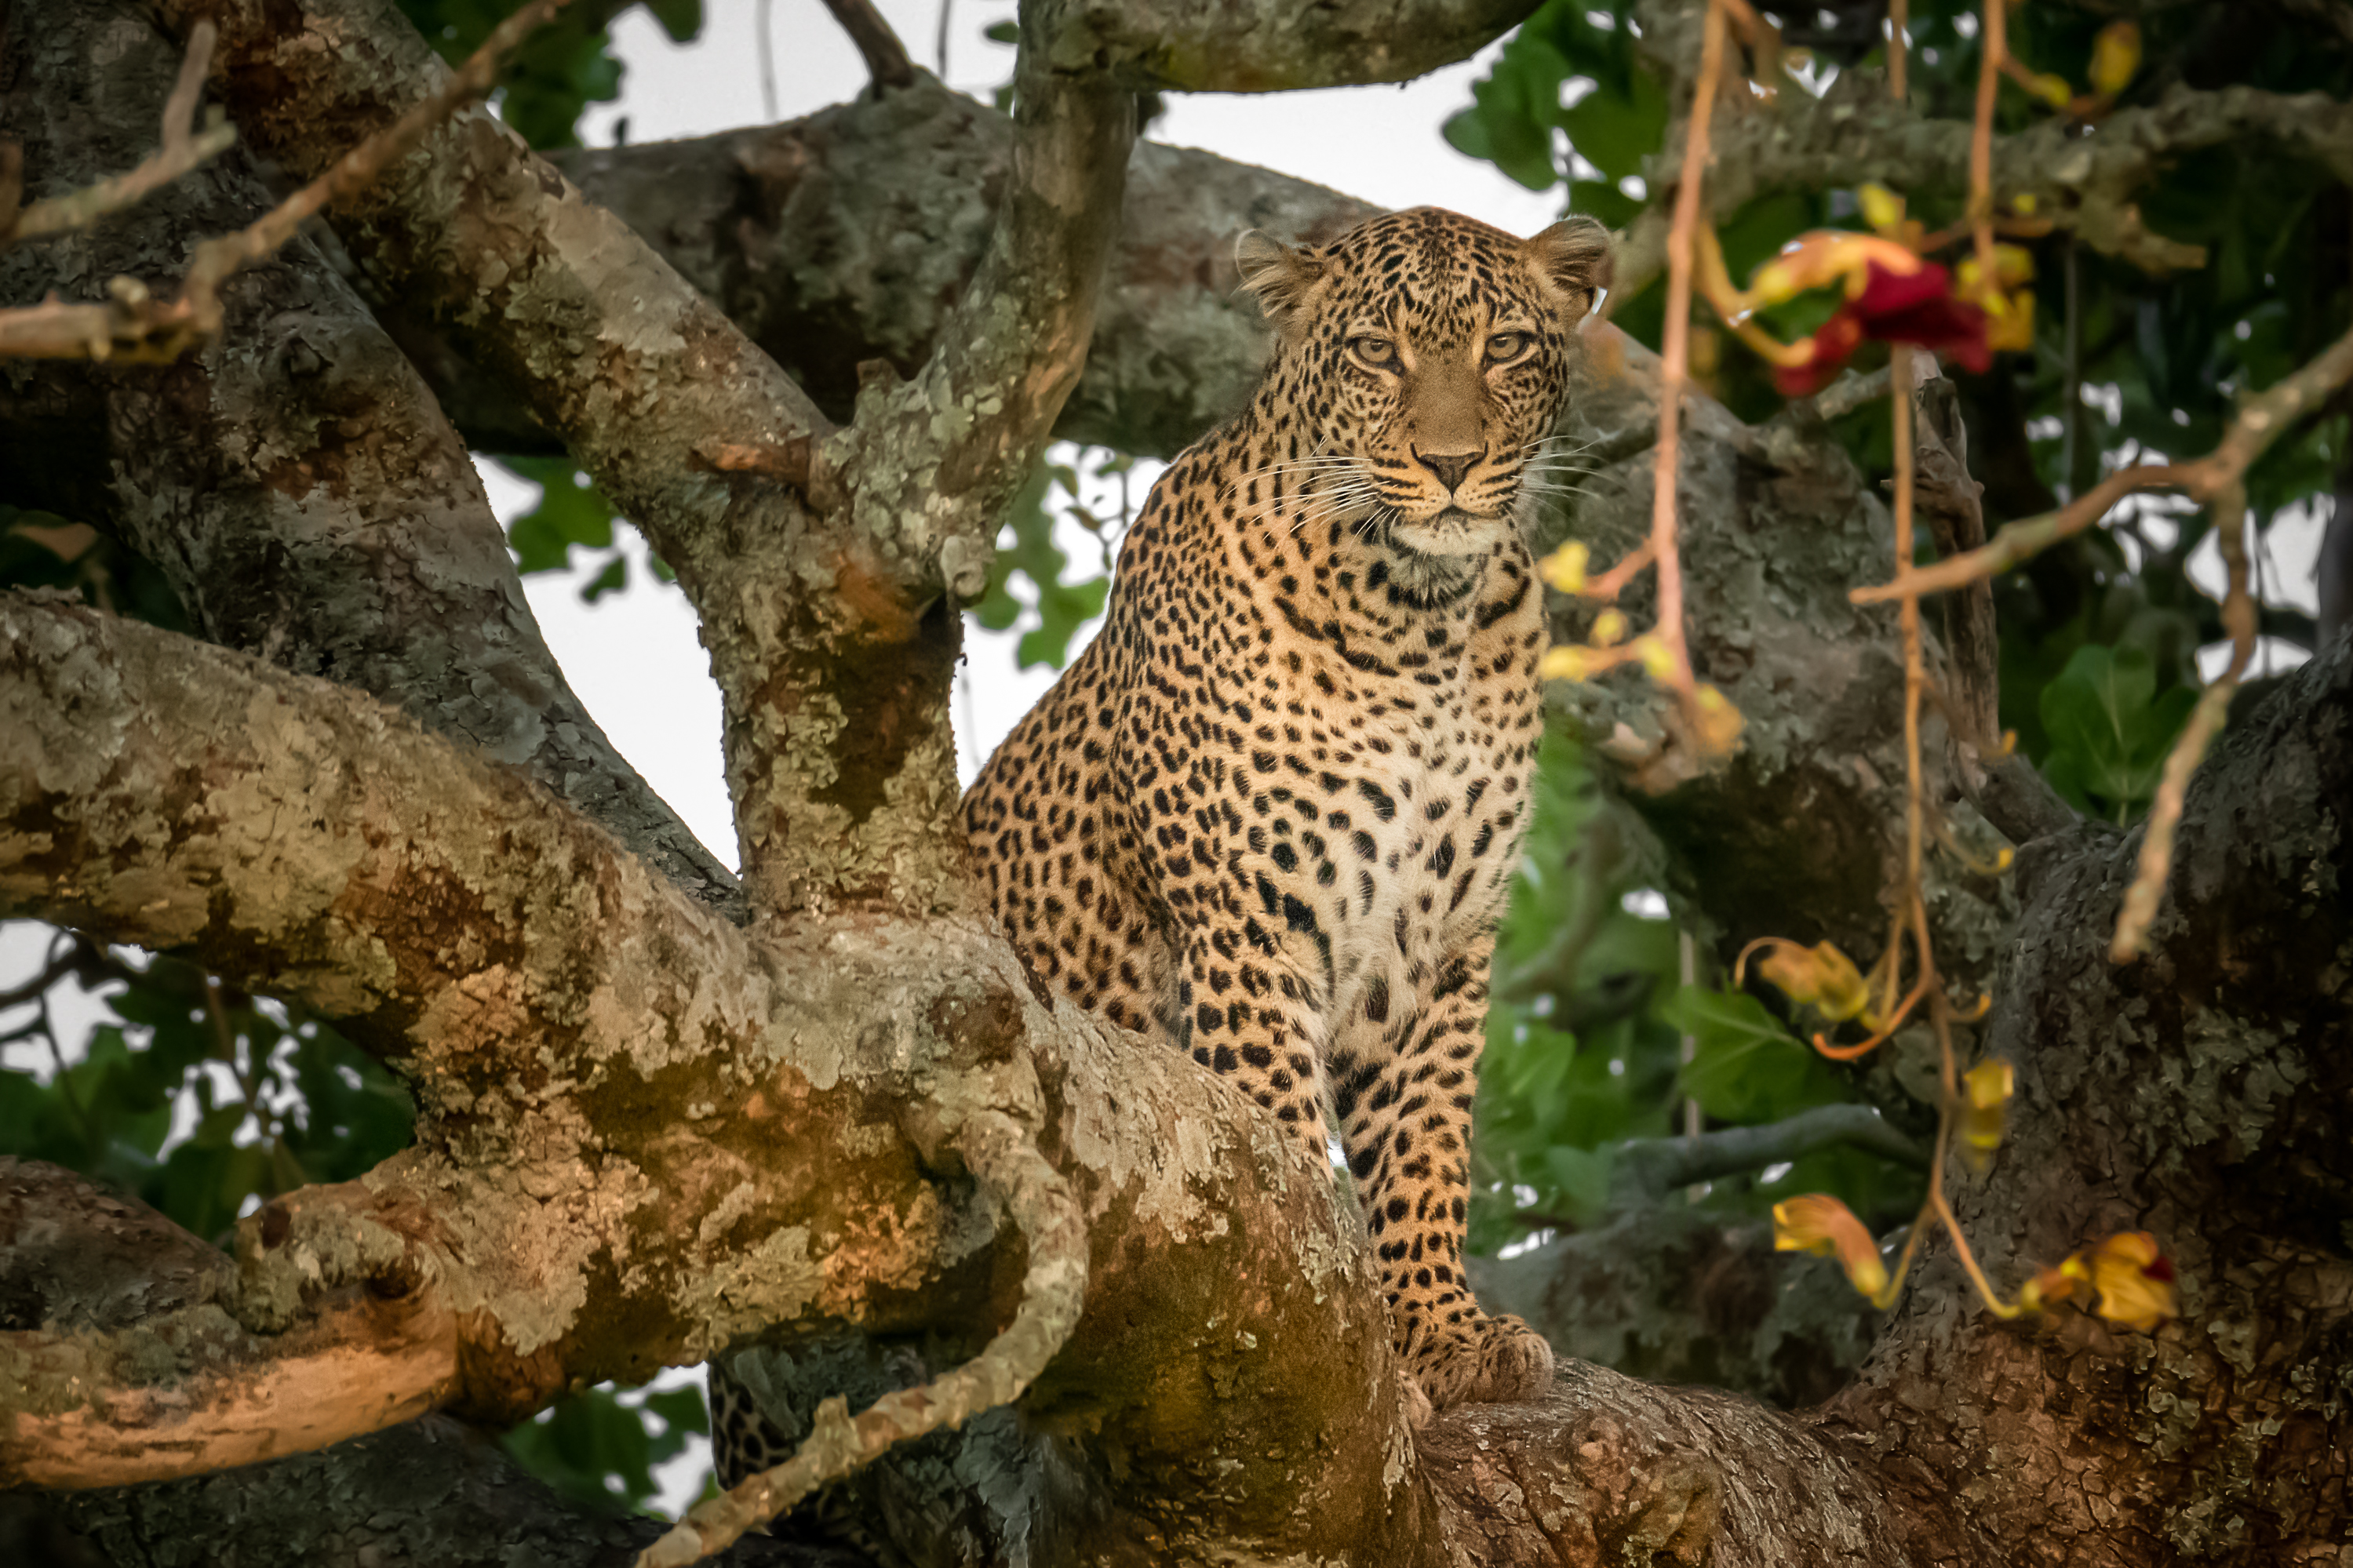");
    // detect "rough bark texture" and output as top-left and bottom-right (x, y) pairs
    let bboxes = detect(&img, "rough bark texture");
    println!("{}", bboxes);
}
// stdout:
(0, 1), (740, 914)
(406, 78), (1379, 465)
(1826, 635), (2353, 1567)
(2, 0), (2349, 1560)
